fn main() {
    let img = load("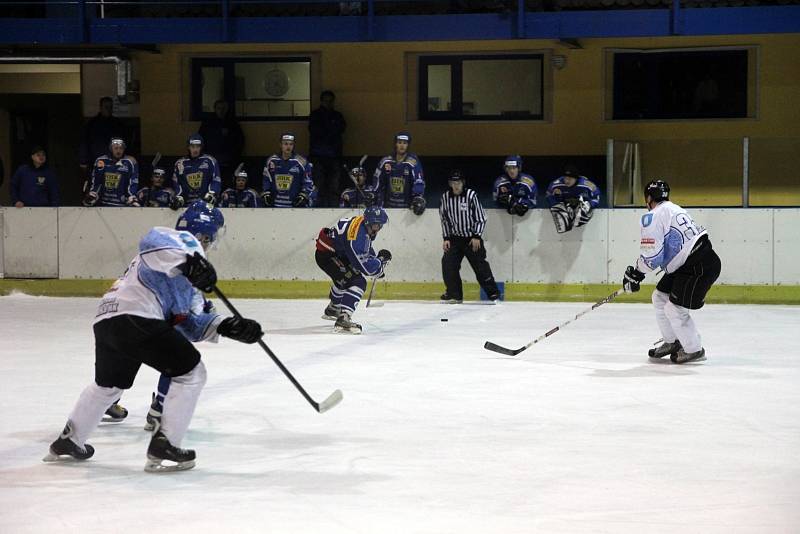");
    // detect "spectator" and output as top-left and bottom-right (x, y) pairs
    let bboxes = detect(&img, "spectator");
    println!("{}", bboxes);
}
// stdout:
(199, 99), (244, 190)
(11, 146), (60, 207)
(546, 164), (600, 233)
(80, 97), (127, 171)
(439, 170), (500, 304)
(308, 90), (346, 207)
(493, 155), (537, 217)
(372, 131), (426, 215)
